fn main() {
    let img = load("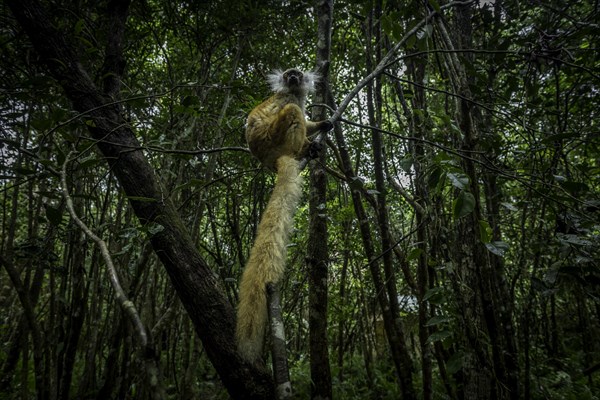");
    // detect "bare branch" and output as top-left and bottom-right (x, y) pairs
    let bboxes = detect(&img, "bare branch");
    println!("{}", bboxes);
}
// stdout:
(60, 151), (149, 347)
(60, 151), (165, 398)
(329, 0), (475, 124)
